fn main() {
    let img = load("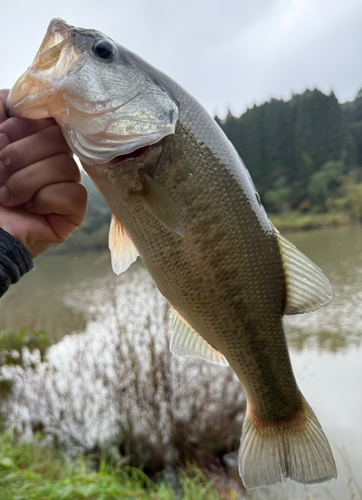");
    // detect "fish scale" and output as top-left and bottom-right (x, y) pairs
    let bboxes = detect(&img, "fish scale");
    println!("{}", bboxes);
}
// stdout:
(7, 18), (336, 489)
(105, 120), (298, 419)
